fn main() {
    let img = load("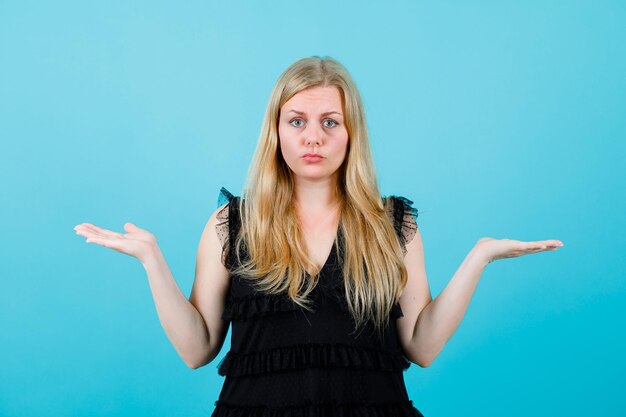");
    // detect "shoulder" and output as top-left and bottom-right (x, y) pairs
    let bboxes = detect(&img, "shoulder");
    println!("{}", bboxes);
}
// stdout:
(214, 186), (242, 223)
(383, 195), (418, 221)
(382, 194), (420, 255)
(201, 186), (241, 268)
